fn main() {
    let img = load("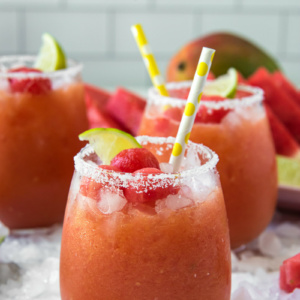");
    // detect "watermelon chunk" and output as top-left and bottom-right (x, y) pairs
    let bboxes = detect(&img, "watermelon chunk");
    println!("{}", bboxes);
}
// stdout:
(84, 83), (111, 110)
(272, 71), (300, 106)
(106, 88), (146, 136)
(85, 99), (125, 130)
(264, 104), (300, 158)
(84, 84), (125, 130)
(248, 67), (300, 144)
(280, 252), (300, 293)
